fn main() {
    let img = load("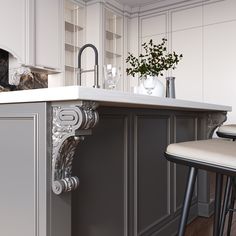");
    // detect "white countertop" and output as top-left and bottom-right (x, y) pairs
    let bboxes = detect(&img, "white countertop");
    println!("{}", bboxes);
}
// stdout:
(0, 86), (231, 111)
